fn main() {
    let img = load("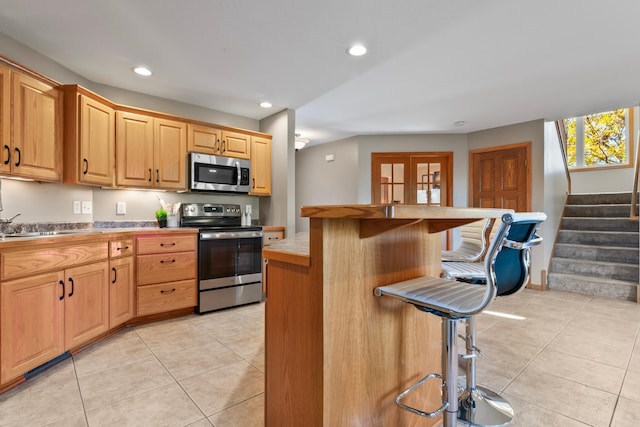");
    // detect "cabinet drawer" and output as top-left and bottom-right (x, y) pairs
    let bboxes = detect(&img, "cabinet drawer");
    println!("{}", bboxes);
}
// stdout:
(110, 238), (134, 258)
(137, 279), (197, 316)
(137, 252), (196, 285)
(137, 234), (196, 255)
(263, 230), (284, 246)
(1, 242), (108, 280)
